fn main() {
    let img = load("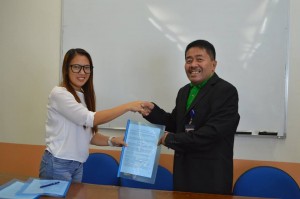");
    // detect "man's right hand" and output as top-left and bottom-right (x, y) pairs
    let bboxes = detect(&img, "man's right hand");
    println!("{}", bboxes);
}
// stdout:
(140, 102), (154, 116)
